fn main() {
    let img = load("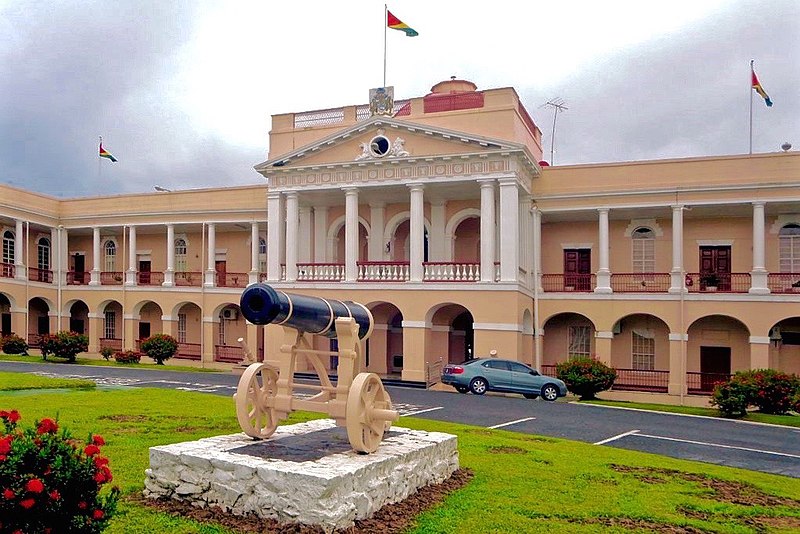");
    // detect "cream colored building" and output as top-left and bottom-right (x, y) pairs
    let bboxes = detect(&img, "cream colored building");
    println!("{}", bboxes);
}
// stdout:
(1, 78), (799, 402)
